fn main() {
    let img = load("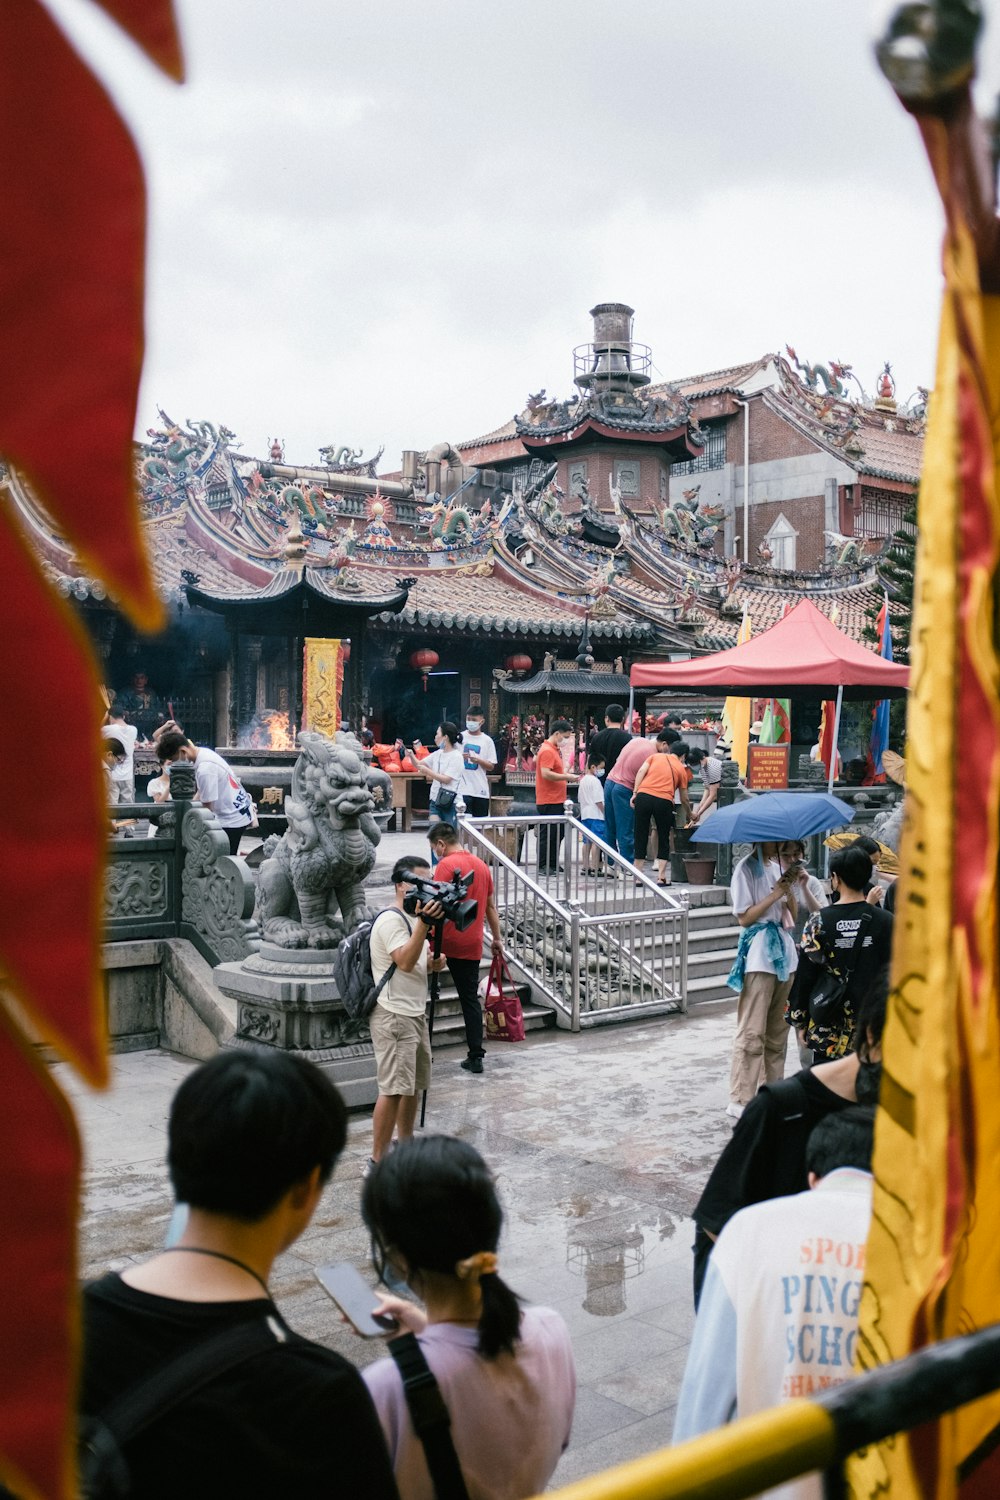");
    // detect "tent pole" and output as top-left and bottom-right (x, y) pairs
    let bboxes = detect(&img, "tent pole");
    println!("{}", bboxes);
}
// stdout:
(827, 685), (844, 796)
